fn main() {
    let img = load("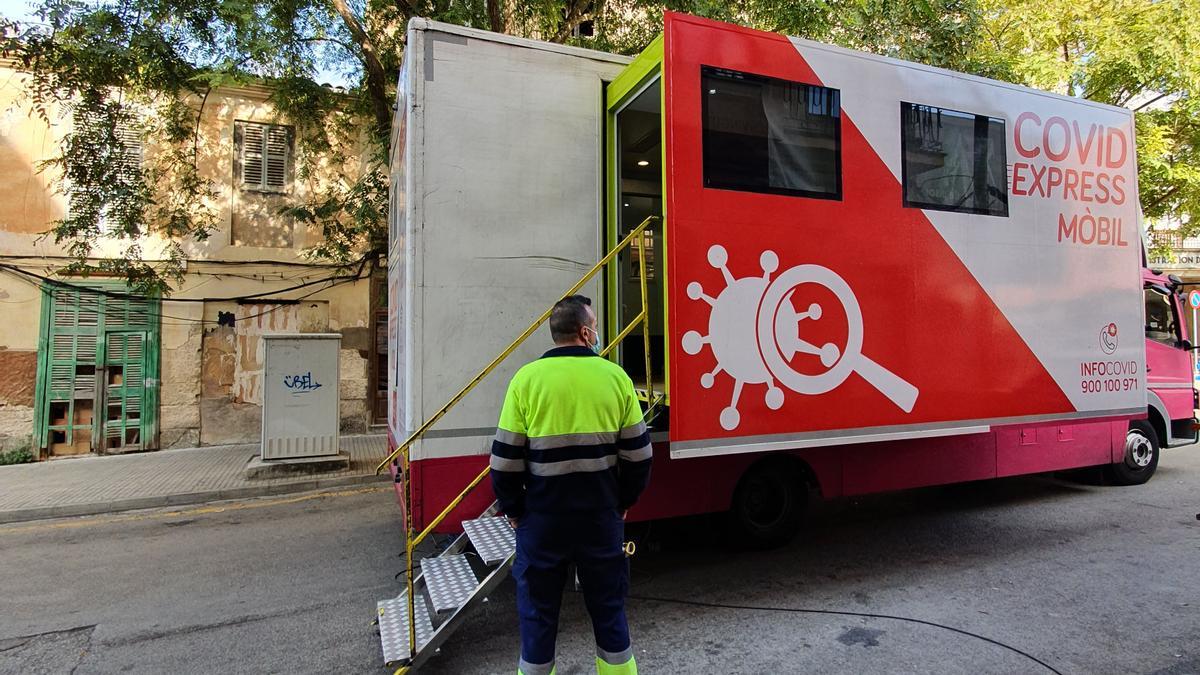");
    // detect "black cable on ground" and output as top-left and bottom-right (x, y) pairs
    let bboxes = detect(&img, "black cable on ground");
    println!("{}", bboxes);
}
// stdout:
(623, 593), (1064, 675)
